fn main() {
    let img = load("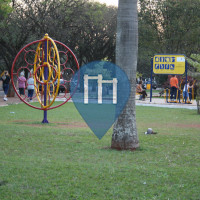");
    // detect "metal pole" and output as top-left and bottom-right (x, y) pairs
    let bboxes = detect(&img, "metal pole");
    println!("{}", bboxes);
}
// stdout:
(150, 58), (153, 102)
(42, 37), (49, 123)
(166, 89), (168, 103)
(185, 60), (188, 104)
